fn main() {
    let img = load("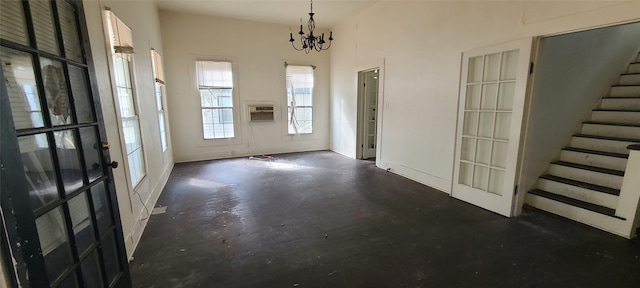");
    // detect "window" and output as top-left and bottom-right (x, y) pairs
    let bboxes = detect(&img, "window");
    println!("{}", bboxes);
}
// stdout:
(196, 60), (235, 139)
(151, 49), (168, 152)
(286, 65), (314, 134)
(106, 11), (146, 187)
